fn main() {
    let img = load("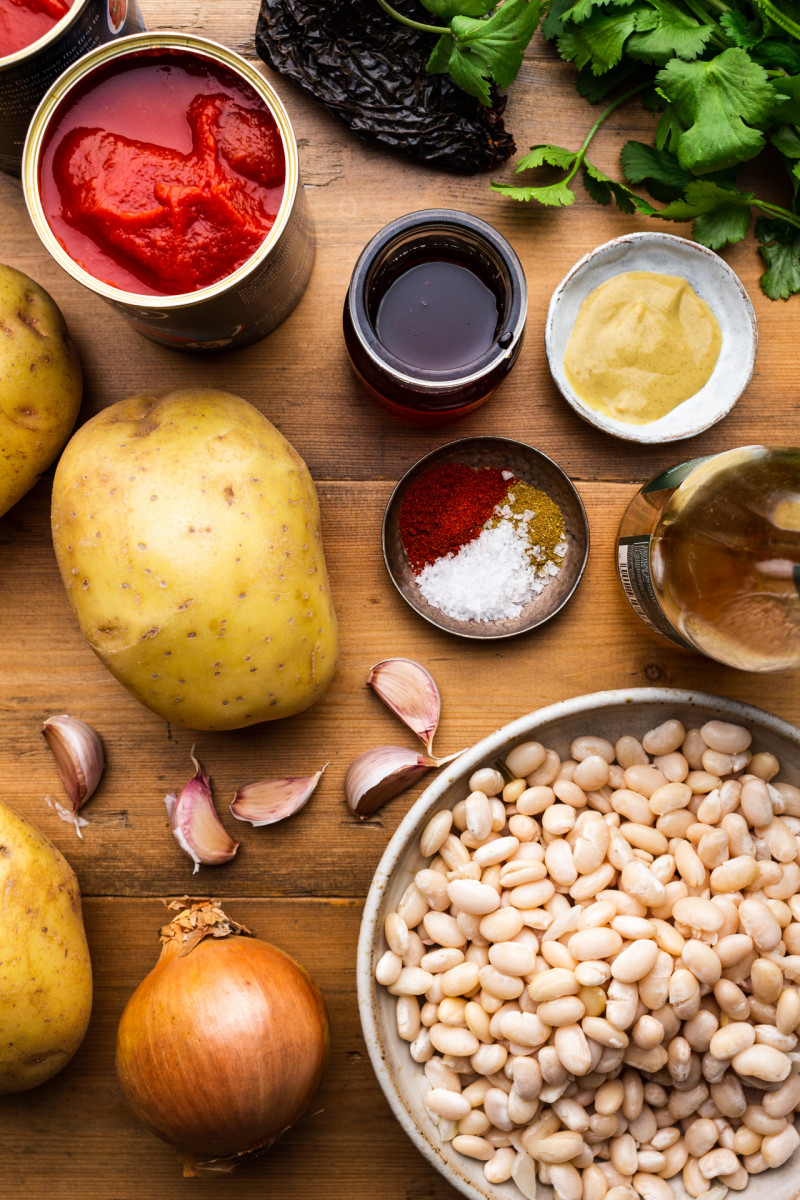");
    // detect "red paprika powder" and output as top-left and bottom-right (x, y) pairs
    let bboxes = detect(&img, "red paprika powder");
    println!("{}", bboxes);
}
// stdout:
(399, 463), (514, 574)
